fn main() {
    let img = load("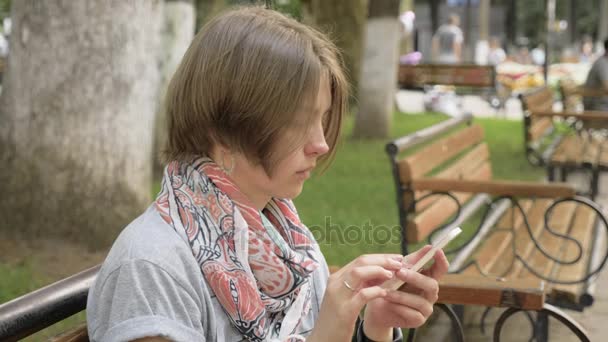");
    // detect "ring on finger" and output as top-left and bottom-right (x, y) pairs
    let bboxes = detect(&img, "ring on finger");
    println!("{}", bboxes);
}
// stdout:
(343, 279), (356, 292)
